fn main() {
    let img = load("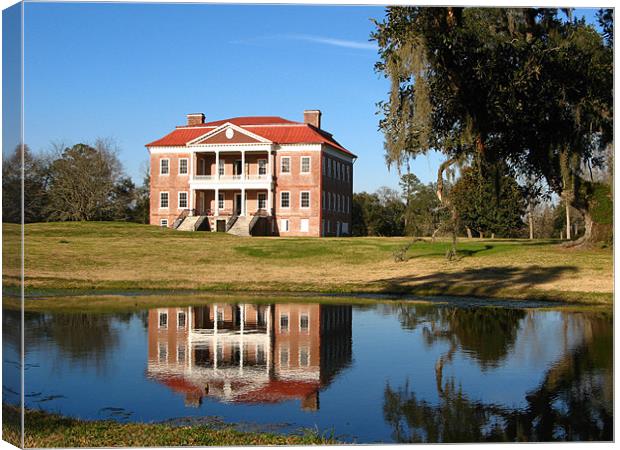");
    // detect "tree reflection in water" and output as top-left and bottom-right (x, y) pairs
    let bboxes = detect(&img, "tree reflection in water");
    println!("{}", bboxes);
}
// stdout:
(383, 309), (612, 442)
